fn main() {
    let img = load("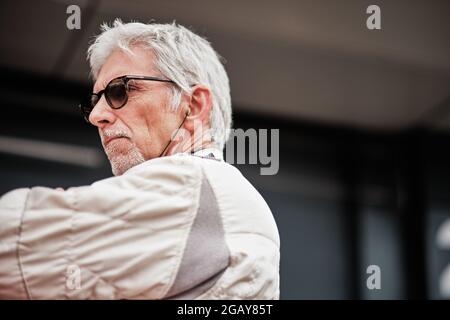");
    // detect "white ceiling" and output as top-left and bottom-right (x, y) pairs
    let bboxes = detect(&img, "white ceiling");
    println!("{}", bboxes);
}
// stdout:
(1, 0), (449, 130)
